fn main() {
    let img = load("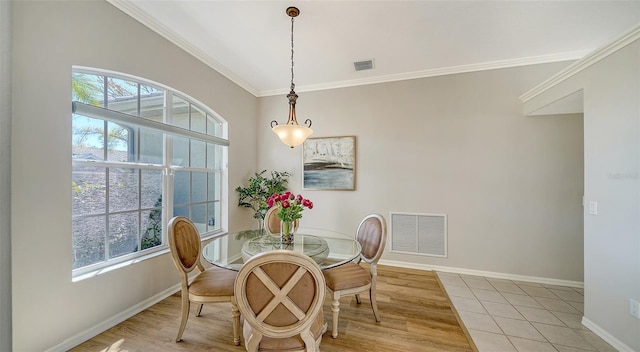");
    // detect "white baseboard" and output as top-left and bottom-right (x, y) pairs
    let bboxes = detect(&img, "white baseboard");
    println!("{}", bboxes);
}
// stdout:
(582, 317), (637, 352)
(379, 259), (584, 288)
(44, 284), (180, 352)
